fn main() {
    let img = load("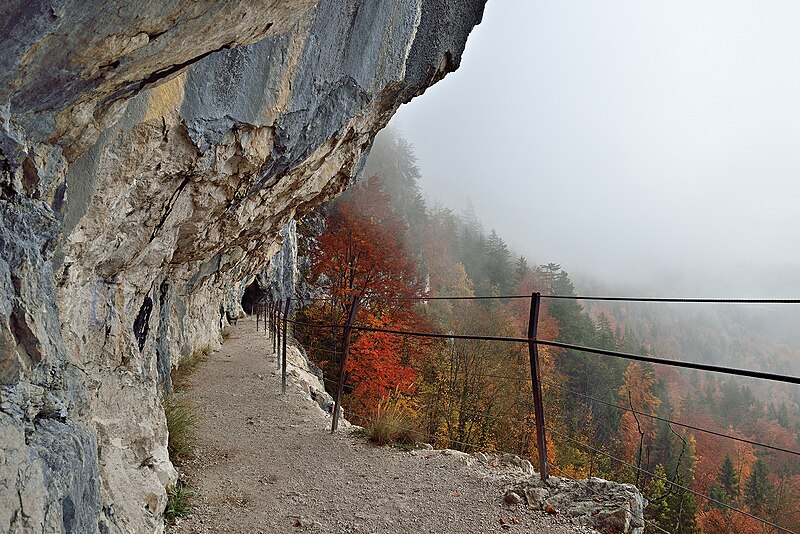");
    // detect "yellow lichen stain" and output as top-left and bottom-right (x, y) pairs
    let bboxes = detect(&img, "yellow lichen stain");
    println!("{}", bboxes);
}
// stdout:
(142, 71), (188, 122)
